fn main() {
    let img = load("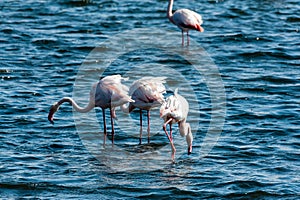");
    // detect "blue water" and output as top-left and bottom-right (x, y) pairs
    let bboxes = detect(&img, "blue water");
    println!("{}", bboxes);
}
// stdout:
(1, 0), (299, 199)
